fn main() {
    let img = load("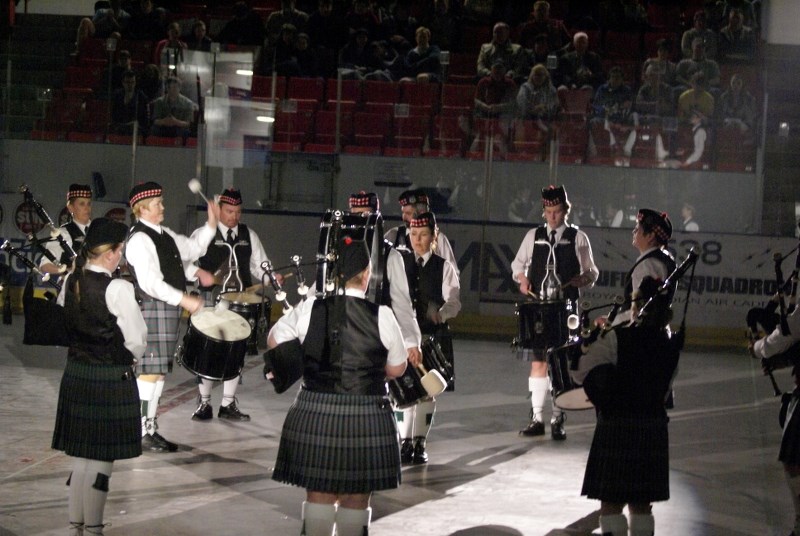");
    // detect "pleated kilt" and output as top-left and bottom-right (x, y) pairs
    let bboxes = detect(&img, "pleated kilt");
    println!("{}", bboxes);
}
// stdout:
(582, 412), (670, 504)
(779, 404), (800, 465)
(139, 296), (182, 375)
(273, 389), (401, 494)
(52, 360), (141, 461)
